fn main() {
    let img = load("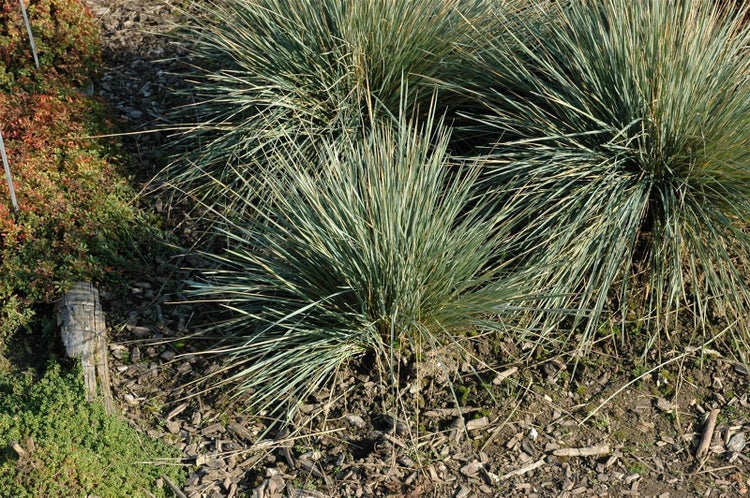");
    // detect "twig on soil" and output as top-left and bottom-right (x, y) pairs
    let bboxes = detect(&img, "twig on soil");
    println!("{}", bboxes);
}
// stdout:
(499, 457), (546, 480)
(423, 407), (482, 418)
(582, 331), (728, 425)
(492, 366), (518, 385)
(694, 408), (719, 462)
(689, 464), (739, 475)
(162, 475), (187, 498)
(552, 444), (610, 457)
